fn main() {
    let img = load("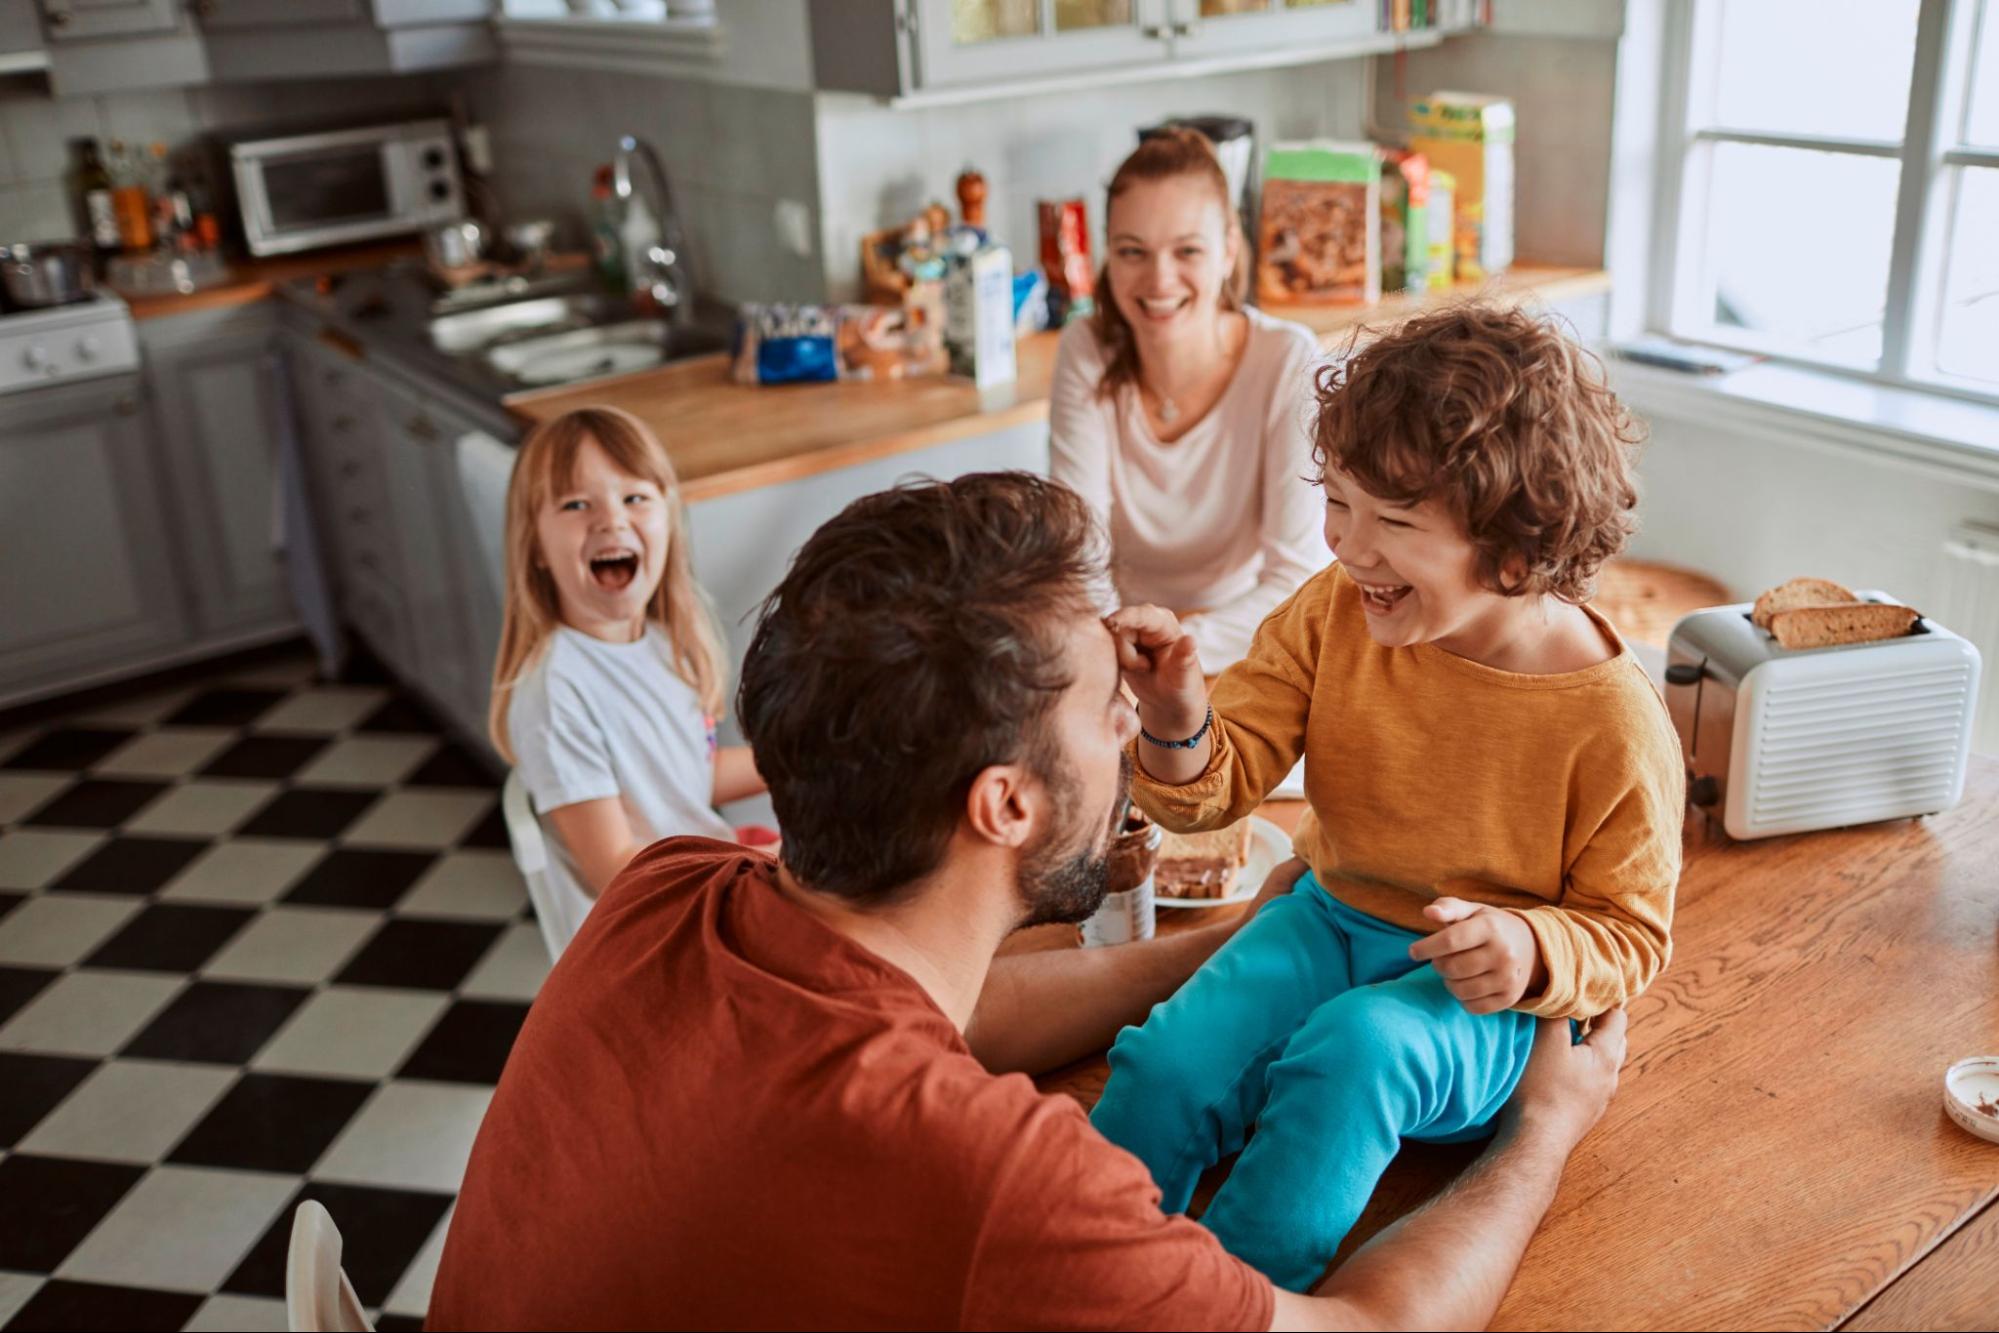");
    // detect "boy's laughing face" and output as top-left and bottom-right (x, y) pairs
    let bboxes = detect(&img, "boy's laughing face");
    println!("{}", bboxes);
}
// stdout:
(535, 436), (670, 639)
(1321, 468), (1510, 652)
